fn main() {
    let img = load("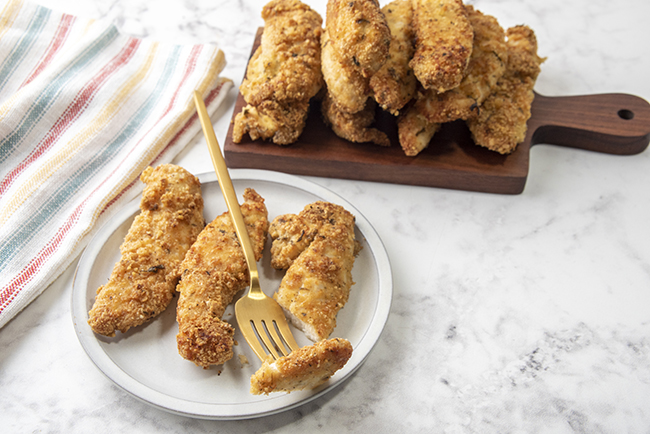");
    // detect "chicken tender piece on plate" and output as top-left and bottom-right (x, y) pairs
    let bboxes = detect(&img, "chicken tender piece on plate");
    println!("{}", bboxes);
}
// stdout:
(410, 0), (473, 93)
(416, 5), (508, 124)
(322, 0), (390, 114)
(369, 0), (417, 115)
(467, 25), (544, 154)
(321, 92), (390, 147)
(251, 338), (353, 395)
(176, 189), (268, 368)
(88, 165), (204, 337)
(233, 0), (322, 145)
(270, 201), (361, 342)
